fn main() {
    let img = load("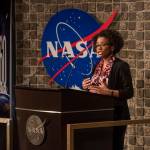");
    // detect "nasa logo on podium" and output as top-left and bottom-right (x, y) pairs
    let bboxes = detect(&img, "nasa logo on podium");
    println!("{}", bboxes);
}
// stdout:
(26, 115), (46, 146)
(40, 8), (117, 89)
